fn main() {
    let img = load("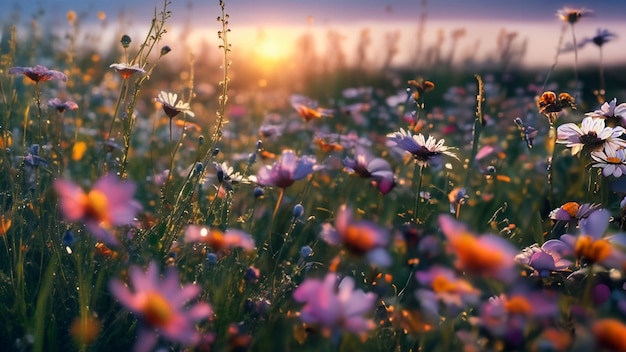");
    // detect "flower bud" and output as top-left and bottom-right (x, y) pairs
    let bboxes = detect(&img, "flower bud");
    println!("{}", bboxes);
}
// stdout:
(300, 245), (313, 258)
(160, 45), (172, 56)
(206, 252), (218, 265)
(293, 203), (304, 218)
(120, 34), (131, 48)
